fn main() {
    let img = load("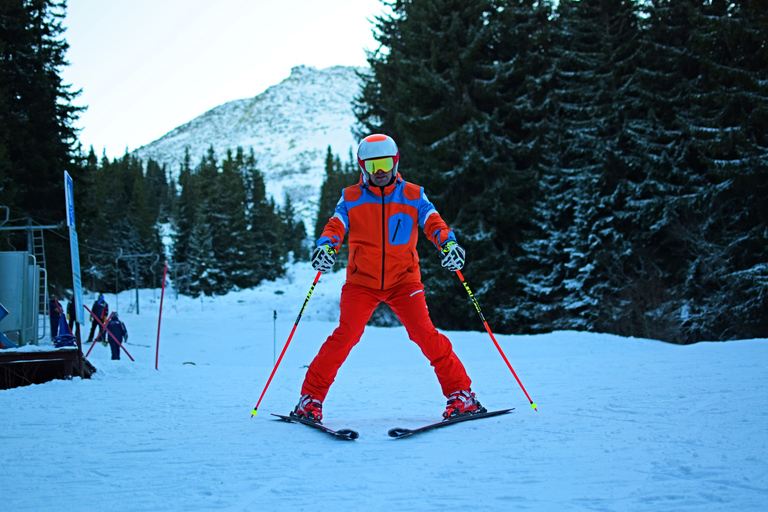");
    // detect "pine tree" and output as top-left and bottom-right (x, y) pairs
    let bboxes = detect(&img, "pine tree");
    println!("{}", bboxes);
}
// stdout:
(590, 0), (712, 341)
(280, 193), (306, 262)
(356, 0), (547, 331)
(315, 147), (341, 240)
(243, 149), (284, 283)
(0, 0), (84, 289)
(187, 206), (218, 297)
(217, 148), (258, 290)
(127, 159), (164, 287)
(171, 149), (197, 293)
(77, 147), (101, 286)
(191, 146), (230, 294)
(80, 154), (120, 290)
(519, 0), (648, 333)
(669, 0), (768, 341)
(167, 175), (179, 225)
(145, 158), (170, 223)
